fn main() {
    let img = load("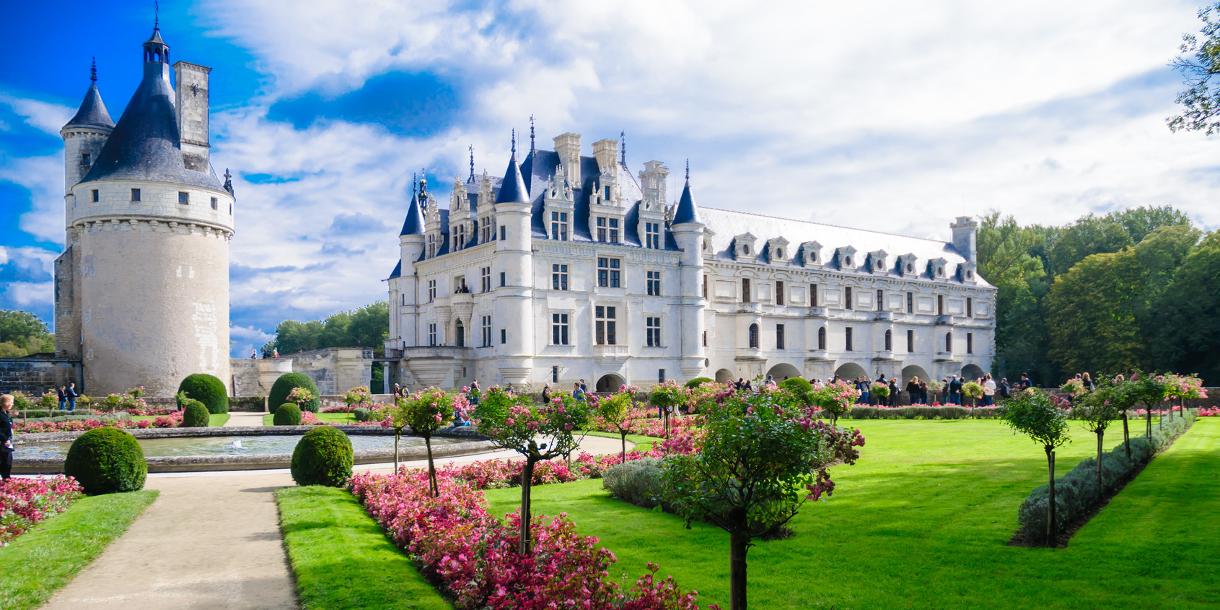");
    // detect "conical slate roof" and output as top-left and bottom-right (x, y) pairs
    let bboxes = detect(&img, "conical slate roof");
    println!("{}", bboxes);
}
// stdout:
(63, 82), (114, 130)
(399, 191), (425, 236)
(495, 149), (530, 204)
(673, 176), (700, 225)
